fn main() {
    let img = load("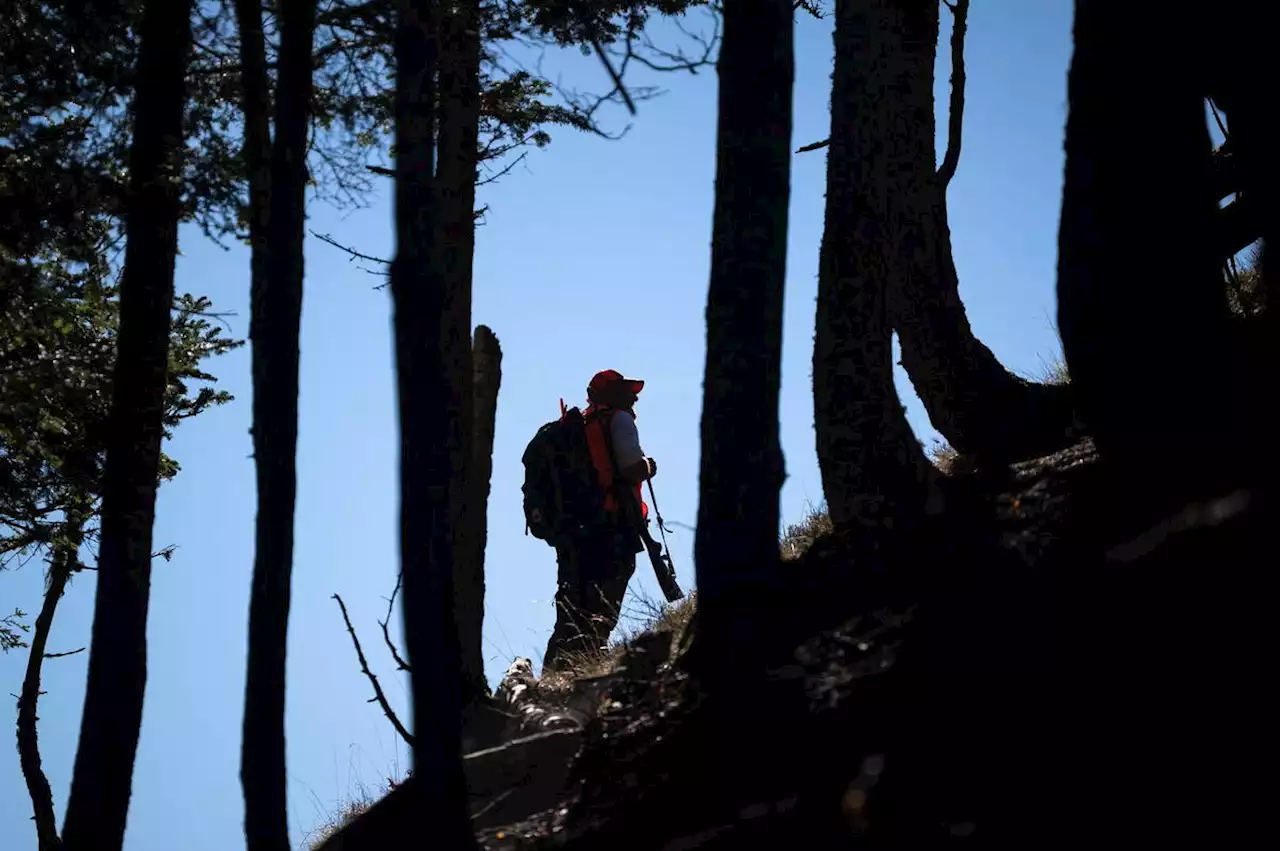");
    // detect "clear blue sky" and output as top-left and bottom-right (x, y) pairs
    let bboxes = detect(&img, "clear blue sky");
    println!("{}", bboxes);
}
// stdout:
(1, 3), (1078, 848)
